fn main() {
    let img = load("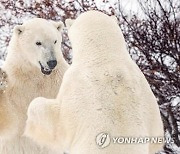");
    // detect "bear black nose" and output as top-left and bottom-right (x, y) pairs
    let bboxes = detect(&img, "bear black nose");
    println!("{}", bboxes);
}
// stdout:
(47, 60), (57, 69)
